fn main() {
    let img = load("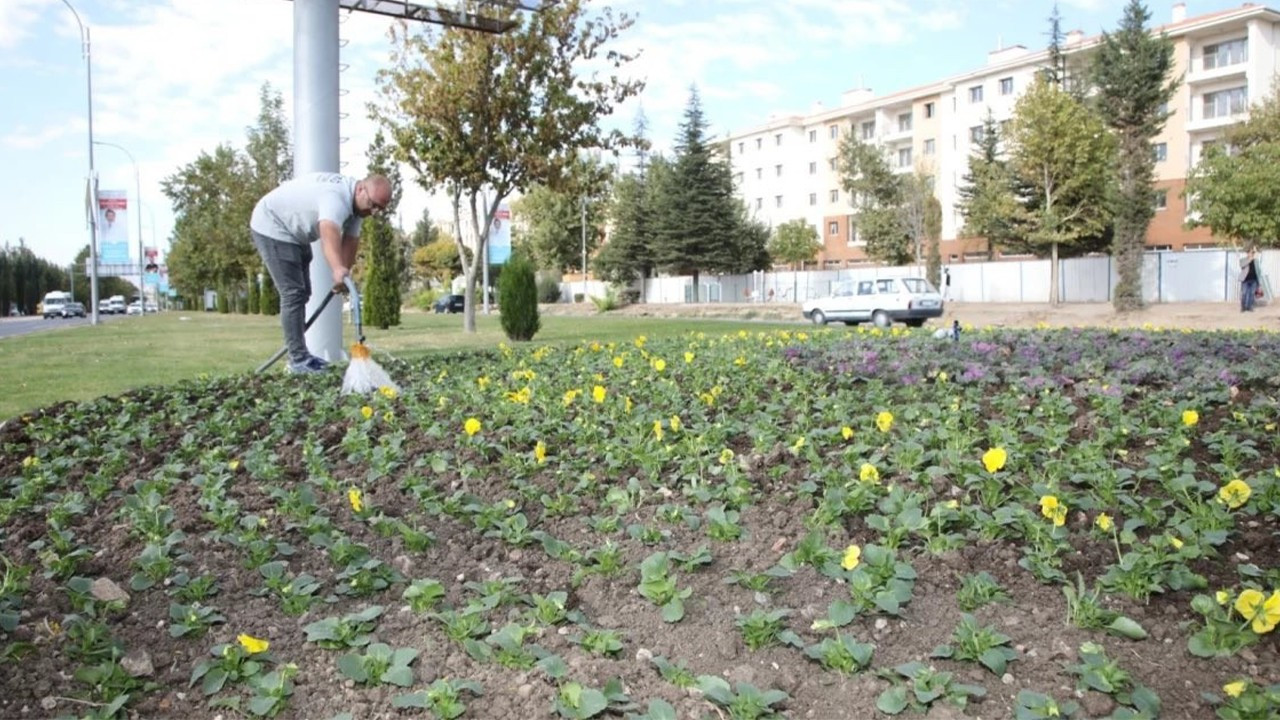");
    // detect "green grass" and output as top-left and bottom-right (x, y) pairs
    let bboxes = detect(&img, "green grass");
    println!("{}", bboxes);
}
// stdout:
(0, 310), (800, 420)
